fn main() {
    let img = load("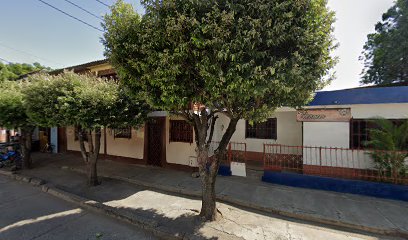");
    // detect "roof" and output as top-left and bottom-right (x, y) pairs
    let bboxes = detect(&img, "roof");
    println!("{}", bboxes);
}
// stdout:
(15, 69), (49, 80)
(308, 86), (408, 106)
(49, 59), (108, 75)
